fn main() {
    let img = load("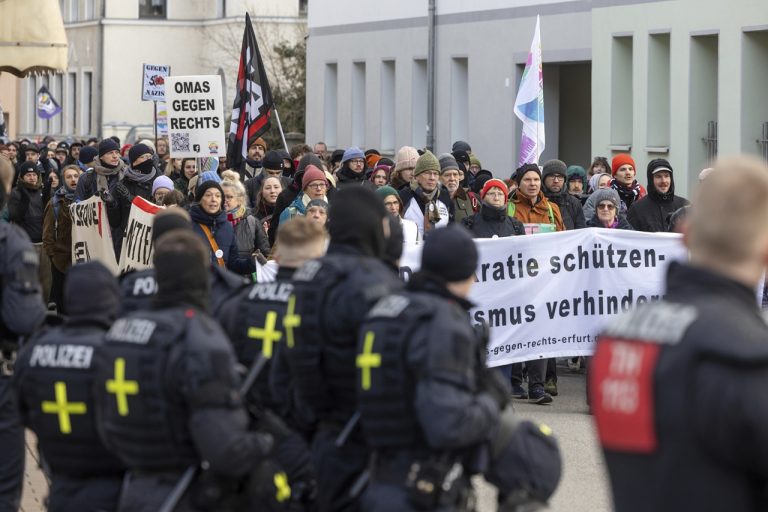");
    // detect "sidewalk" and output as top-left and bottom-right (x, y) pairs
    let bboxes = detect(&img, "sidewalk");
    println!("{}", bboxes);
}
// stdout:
(21, 432), (47, 512)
